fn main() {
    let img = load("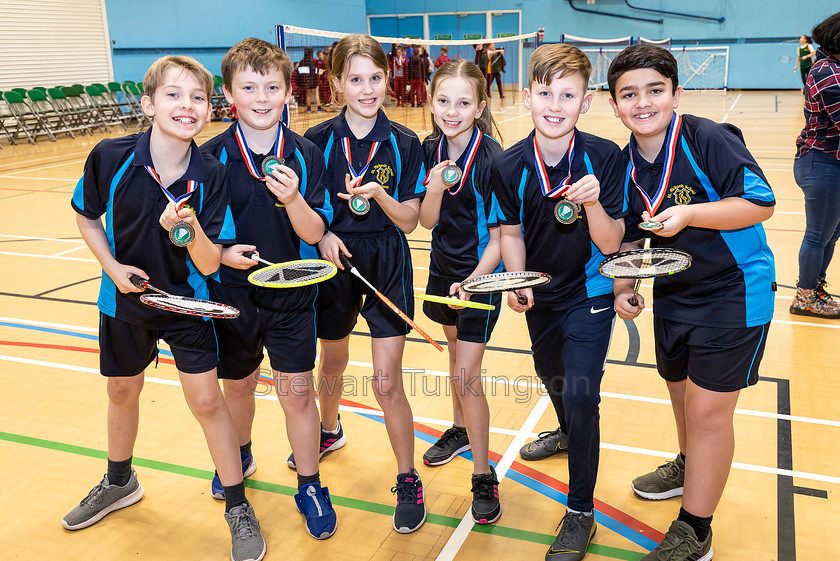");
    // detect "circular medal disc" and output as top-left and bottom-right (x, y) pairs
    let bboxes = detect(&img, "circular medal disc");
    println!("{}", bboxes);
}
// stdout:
(261, 155), (285, 178)
(554, 199), (578, 225)
(349, 194), (370, 215)
(169, 221), (195, 247)
(639, 221), (664, 231)
(441, 165), (462, 187)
